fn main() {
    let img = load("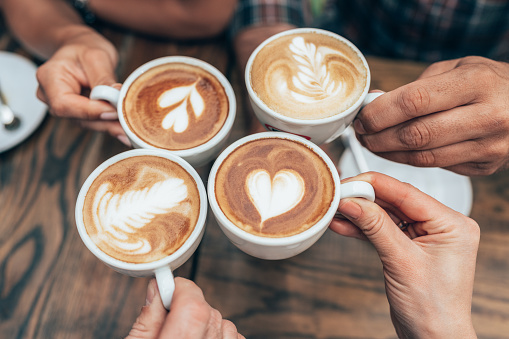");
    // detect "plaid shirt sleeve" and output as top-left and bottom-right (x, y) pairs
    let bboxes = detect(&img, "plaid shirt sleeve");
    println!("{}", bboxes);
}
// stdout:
(229, 0), (306, 40)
